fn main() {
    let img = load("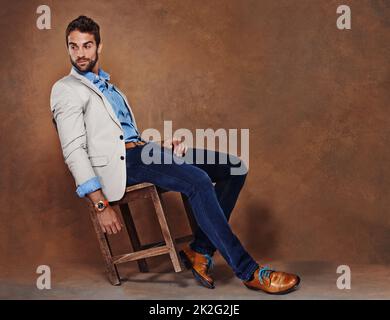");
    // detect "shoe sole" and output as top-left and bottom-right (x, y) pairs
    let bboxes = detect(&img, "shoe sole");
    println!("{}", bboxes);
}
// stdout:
(179, 250), (215, 289)
(244, 276), (301, 295)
